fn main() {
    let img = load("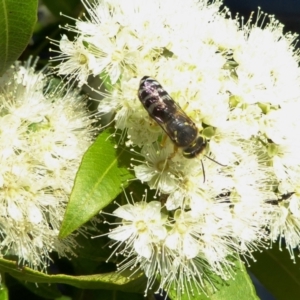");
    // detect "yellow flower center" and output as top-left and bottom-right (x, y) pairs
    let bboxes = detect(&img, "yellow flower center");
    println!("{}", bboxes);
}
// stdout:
(176, 222), (187, 234)
(135, 220), (147, 233)
(78, 53), (88, 65)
